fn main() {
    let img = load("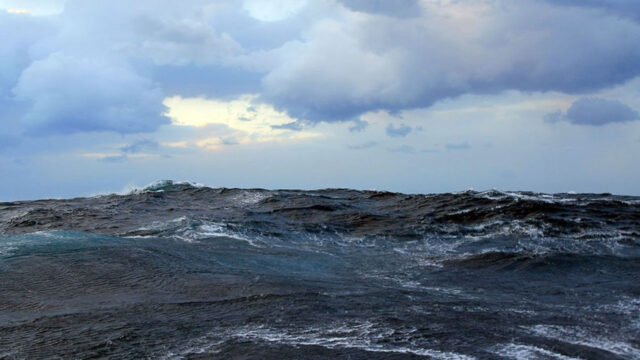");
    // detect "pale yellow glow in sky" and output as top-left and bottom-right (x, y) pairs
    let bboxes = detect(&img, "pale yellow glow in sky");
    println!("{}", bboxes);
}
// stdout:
(6, 8), (29, 14)
(1, 0), (66, 16)
(163, 95), (322, 150)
